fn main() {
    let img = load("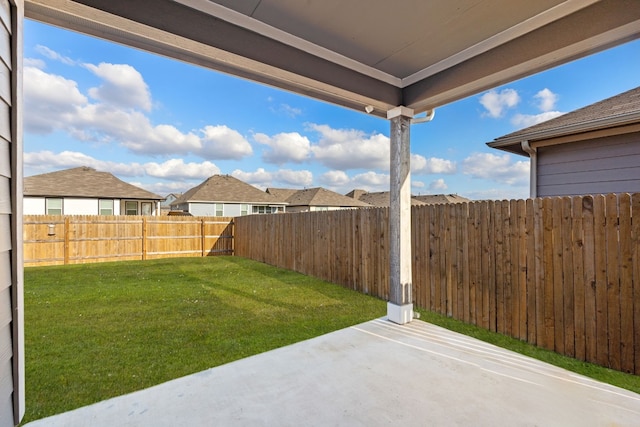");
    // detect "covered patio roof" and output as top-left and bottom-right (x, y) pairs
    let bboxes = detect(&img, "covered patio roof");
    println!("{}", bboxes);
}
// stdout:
(25, 0), (640, 118)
